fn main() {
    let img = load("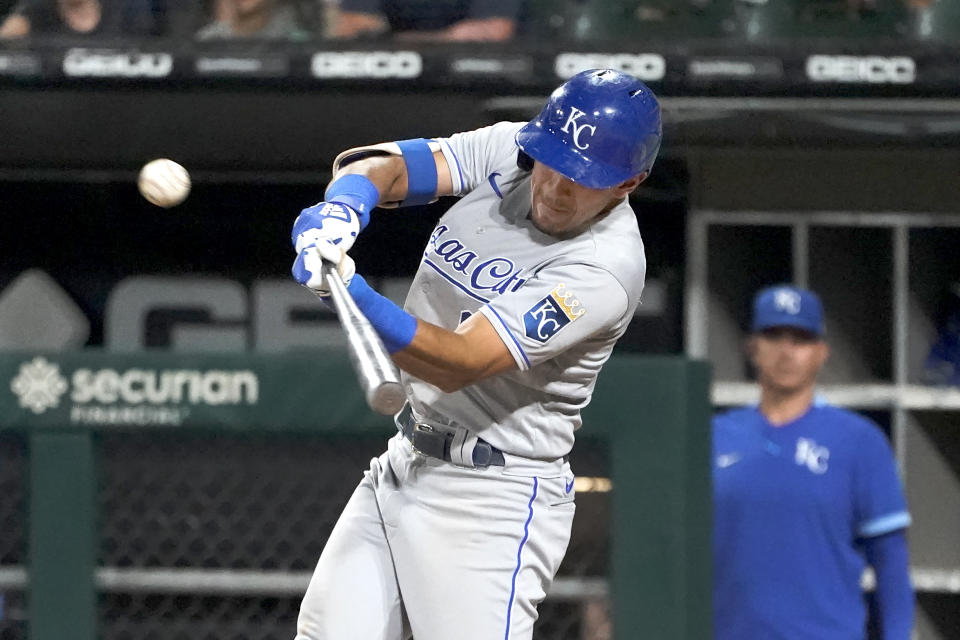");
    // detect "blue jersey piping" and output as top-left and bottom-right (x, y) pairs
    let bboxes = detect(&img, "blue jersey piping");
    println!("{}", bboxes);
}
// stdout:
(504, 477), (538, 640)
